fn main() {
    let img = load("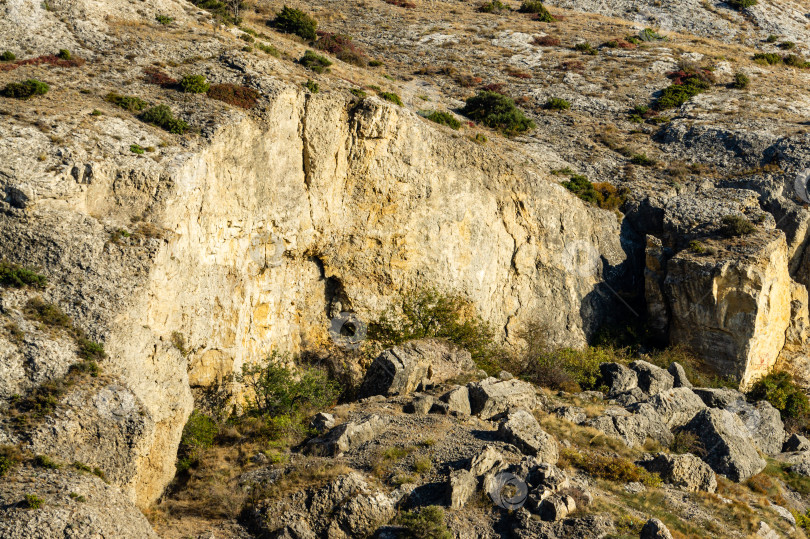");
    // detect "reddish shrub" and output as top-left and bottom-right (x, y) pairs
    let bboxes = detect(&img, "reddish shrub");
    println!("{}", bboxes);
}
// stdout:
(506, 68), (532, 79)
(207, 84), (261, 109)
(616, 39), (636, 49)
(455, 73), (483, 87)
(385, 0), (416, 7)
(315, 32), (367, 66)
(532, 35), (560, 46)
(480, 82), (507, 94)
(559, 60), (584, 72)
(0, 54), (85, 72)
(143, 67), (178, 88)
